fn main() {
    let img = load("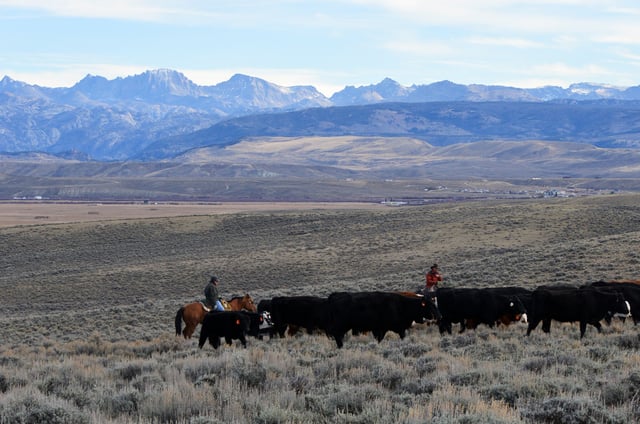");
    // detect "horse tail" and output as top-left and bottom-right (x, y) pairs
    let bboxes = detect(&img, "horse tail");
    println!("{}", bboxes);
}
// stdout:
(175, 306), (185, 336)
